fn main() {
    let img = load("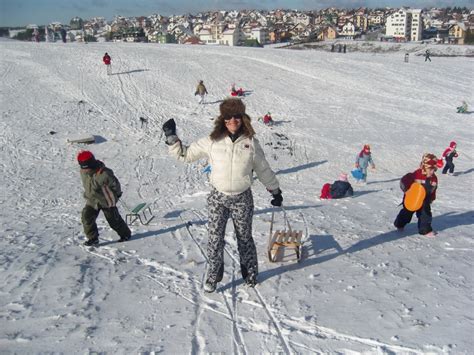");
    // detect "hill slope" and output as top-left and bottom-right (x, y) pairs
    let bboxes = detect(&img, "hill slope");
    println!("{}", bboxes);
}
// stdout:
(1, 40), (473, 353)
